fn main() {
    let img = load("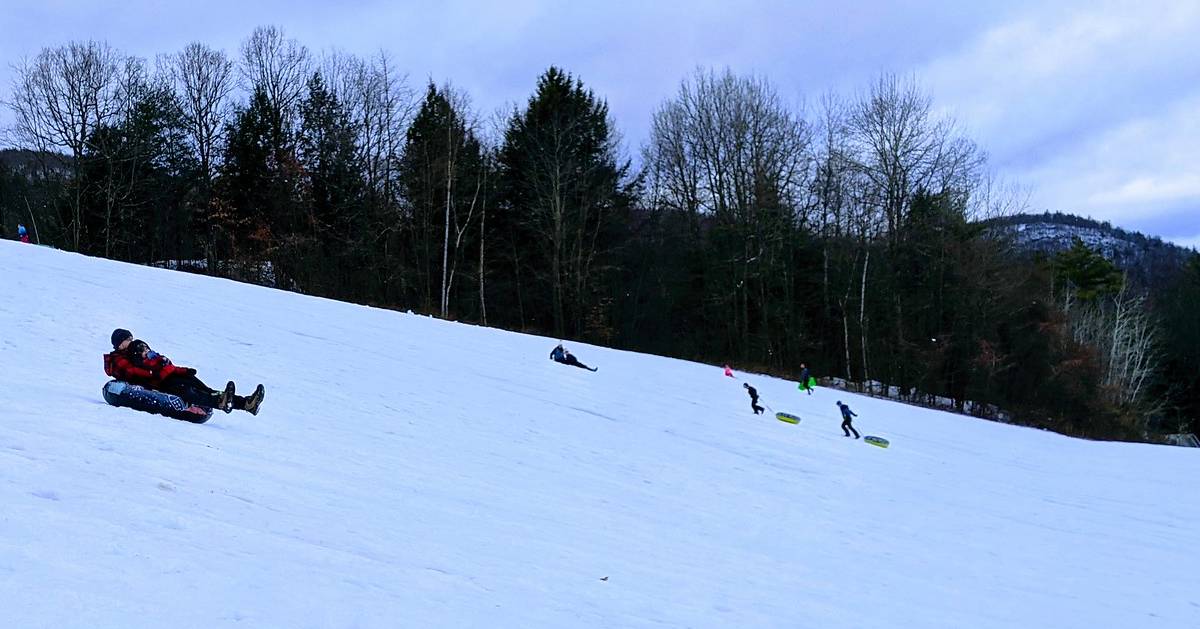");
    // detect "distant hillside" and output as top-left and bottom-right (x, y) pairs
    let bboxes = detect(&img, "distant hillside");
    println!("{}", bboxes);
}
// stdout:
(981, 212), (1197, 291)
(0, 148), (72, 177)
